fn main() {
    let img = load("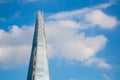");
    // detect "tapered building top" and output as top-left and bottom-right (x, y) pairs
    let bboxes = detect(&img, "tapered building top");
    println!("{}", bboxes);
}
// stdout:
(36, 11), (44, 32)
(27, 11), (50, 80)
